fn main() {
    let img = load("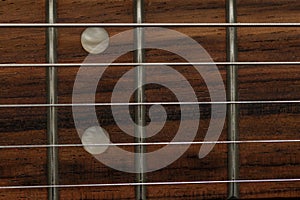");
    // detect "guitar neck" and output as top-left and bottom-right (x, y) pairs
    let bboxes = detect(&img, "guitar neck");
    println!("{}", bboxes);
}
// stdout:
(0, 0), (300, 199)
